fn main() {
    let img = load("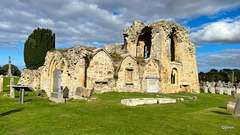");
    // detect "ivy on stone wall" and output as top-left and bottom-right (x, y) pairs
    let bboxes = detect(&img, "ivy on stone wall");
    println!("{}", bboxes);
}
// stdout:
(24, 28), (55, 70)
